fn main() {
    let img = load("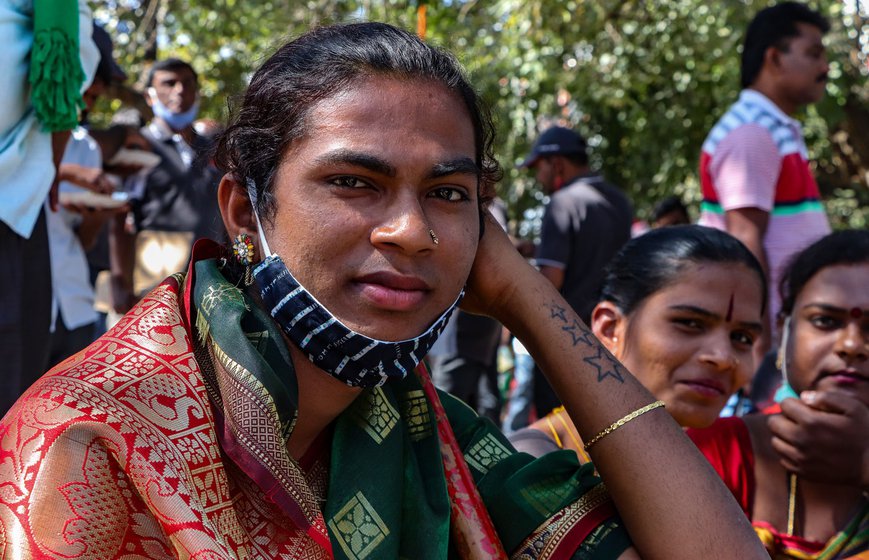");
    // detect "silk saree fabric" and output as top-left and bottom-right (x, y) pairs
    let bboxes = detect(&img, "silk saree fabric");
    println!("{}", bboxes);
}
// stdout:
(0, 242), (629, 559)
